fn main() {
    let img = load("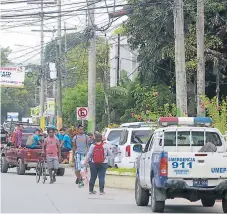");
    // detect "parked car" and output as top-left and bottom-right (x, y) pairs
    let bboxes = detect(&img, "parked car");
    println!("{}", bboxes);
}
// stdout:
(115, 126), (155, 168)
(0, 125), (8, 149)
